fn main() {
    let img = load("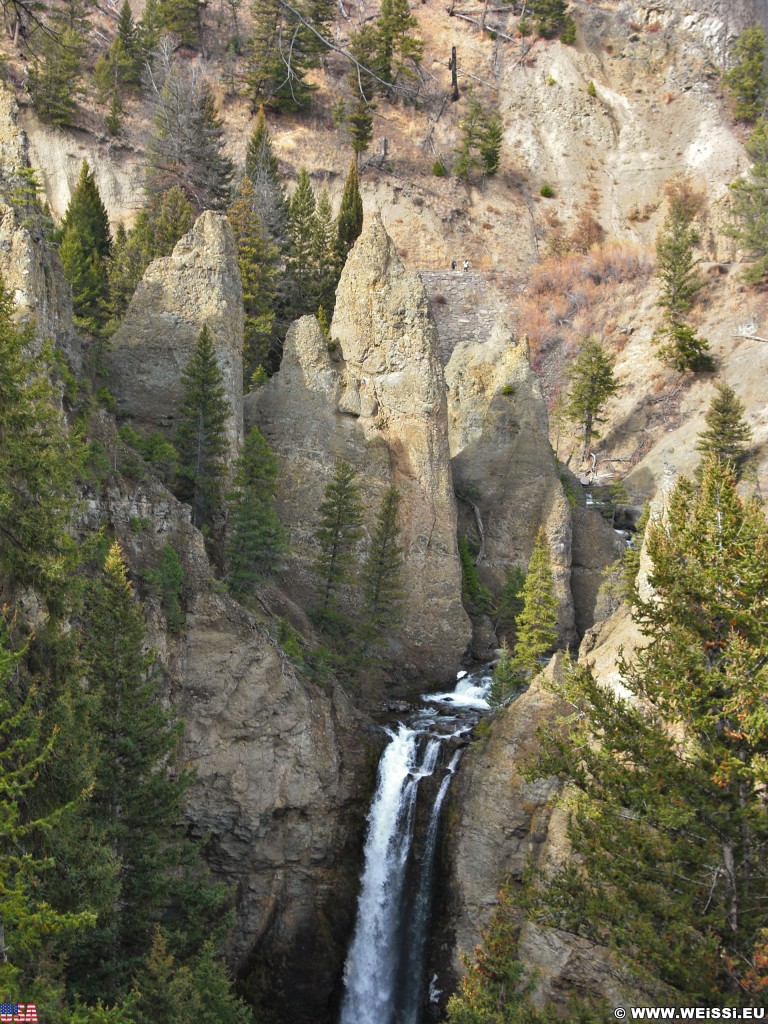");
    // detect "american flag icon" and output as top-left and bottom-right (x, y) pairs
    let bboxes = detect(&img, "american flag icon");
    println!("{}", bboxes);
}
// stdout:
(0, 1006), (37, 1022)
